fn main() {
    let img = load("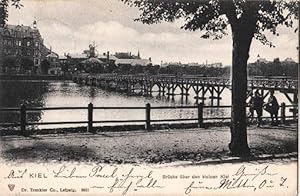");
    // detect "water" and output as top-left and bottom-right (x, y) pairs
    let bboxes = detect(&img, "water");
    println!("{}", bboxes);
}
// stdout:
(0, 80), (295, 129)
